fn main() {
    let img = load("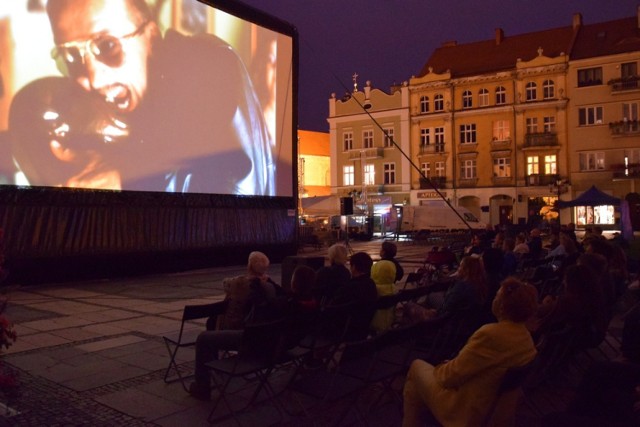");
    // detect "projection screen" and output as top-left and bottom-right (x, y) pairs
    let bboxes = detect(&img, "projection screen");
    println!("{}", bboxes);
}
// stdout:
(1, 0), (295, 198)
